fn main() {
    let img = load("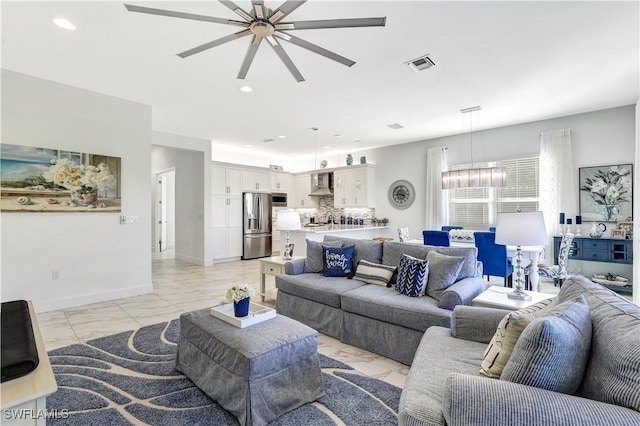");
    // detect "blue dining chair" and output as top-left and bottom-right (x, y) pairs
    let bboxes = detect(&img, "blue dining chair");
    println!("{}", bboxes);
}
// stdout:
(488, 227), (496, 232)
(422, 230), (450, 247)
(441, 225), (463, 233)
(474, 231), (513, 286)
